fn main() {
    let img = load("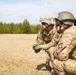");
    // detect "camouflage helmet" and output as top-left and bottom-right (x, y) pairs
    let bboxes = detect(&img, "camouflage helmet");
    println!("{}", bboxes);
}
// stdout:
(39, 14), (55, 25)
(56, 11), (75, 25)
